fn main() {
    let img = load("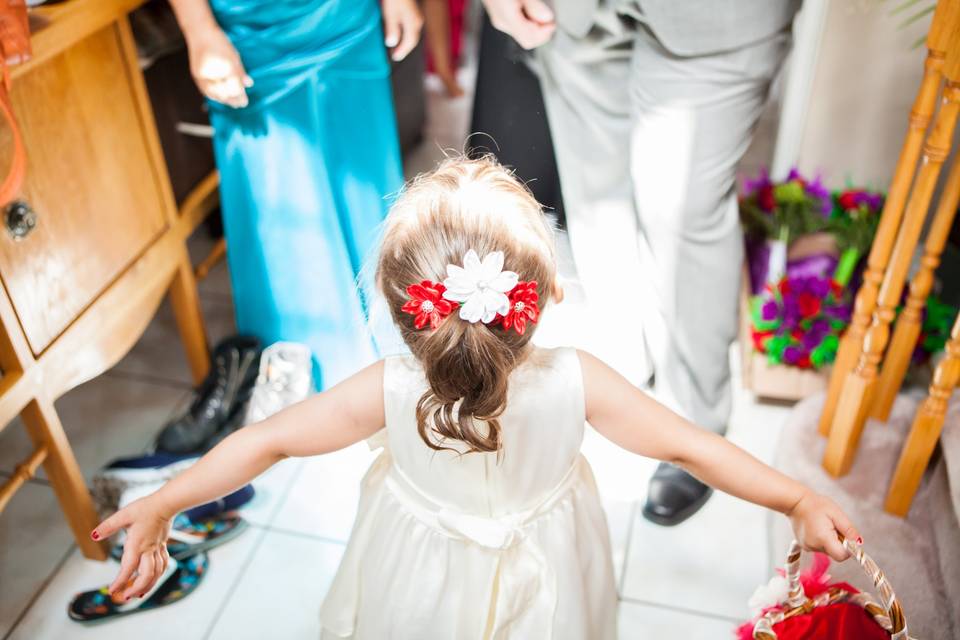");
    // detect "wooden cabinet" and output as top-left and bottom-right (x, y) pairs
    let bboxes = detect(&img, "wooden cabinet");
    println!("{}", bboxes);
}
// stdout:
(0, 0), (211, 560)
(2, 23), (169, 353)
